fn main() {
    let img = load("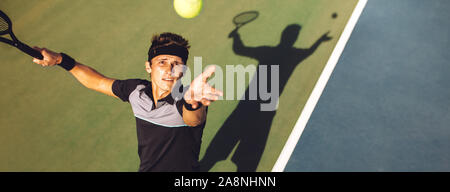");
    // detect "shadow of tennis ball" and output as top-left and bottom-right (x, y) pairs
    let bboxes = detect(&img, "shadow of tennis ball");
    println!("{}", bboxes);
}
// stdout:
(332, 12), (338, 19)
